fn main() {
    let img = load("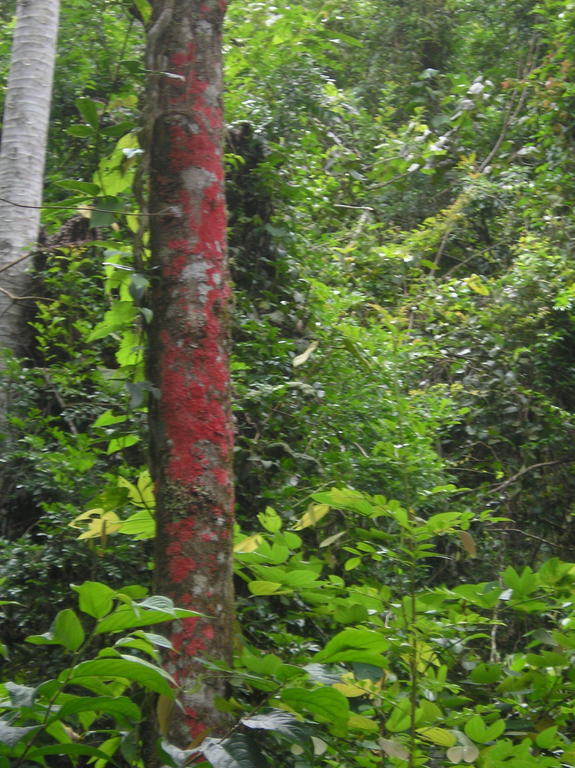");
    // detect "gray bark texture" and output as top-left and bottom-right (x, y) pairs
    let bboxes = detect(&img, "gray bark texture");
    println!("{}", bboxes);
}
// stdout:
(0, 0), (60, 358)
